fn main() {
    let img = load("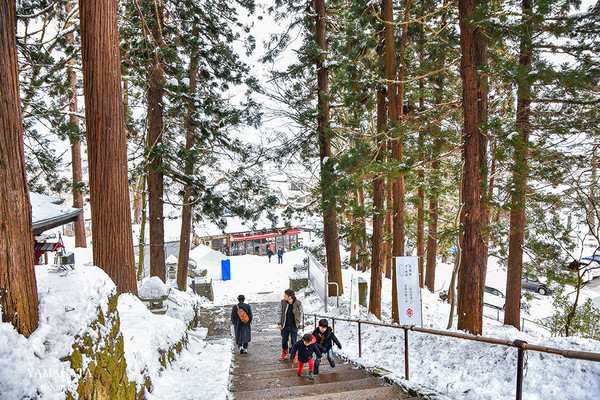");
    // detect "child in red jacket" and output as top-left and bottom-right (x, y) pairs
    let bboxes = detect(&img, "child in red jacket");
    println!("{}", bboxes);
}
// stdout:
(290, 333), (322, 380)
